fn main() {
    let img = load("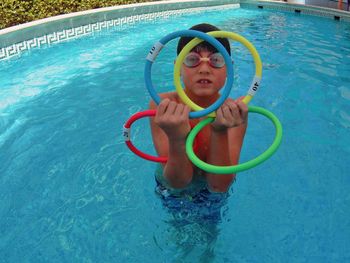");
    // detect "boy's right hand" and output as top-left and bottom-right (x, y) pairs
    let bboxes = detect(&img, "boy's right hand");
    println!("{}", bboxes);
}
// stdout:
(155, 98), (191, 141)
